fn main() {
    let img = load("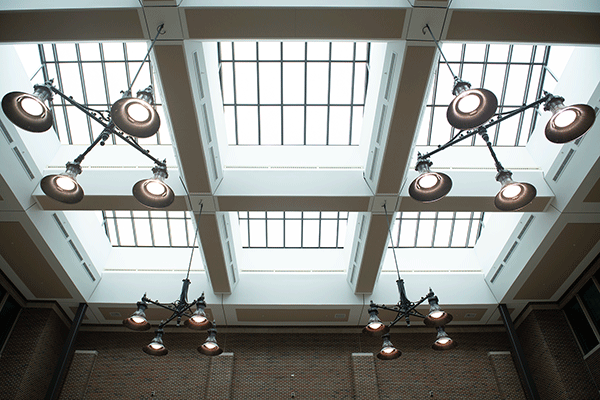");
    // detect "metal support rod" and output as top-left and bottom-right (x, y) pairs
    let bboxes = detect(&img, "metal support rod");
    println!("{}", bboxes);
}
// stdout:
(479, 130), (504, 172)
(419, 94), (551, 160)
(498, 304), (540, 400)
(48, 84), (166, 167)
(45, 302), (88, 400)
(73, 127), (111, 164)
(423, 24), (458, 81)
(128, 24), (165, 93)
